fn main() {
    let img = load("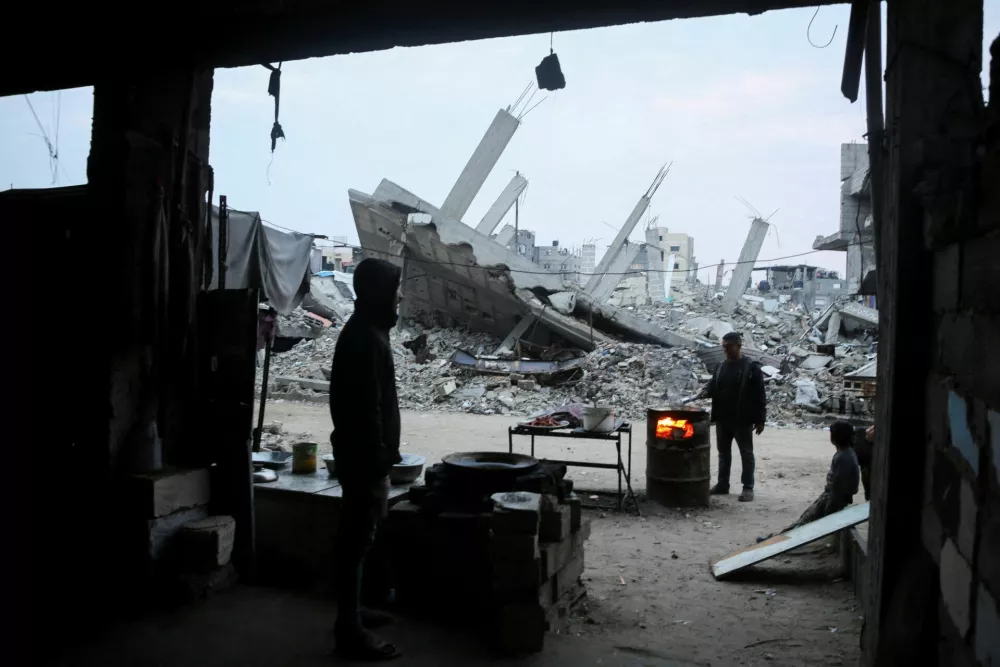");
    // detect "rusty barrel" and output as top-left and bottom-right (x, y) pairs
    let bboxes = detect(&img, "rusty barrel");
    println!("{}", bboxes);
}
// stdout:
(645, 408), (711, 507)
